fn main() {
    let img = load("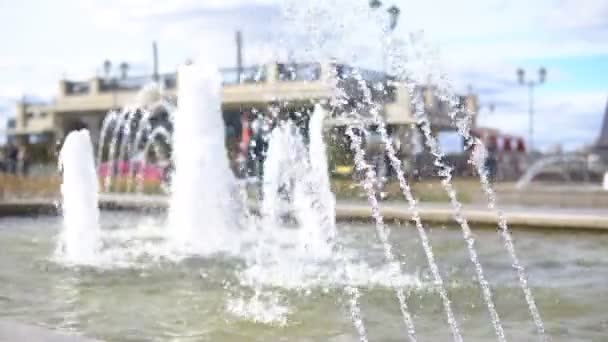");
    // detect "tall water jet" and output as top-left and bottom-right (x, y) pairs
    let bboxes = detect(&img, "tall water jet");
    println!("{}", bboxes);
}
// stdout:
(293, 105), (335, 259)
(168, 62), (240, 254)
(262, 121), (307, 226)
(261, 116), (335, 259)
(307, 105), (367, 340)
(55, 129), (101, 264)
